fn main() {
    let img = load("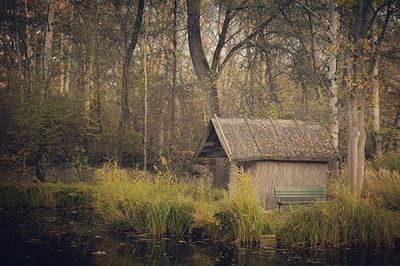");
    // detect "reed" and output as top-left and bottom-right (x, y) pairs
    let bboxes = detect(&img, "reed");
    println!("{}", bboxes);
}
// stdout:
(364, 168), (400, 211)
(0, 182), (93, 209)
(370, 152), (400, 172)
(205, 170), (270, 243)
(278, 181), (400, 247)
(92, 167), (197, 236)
